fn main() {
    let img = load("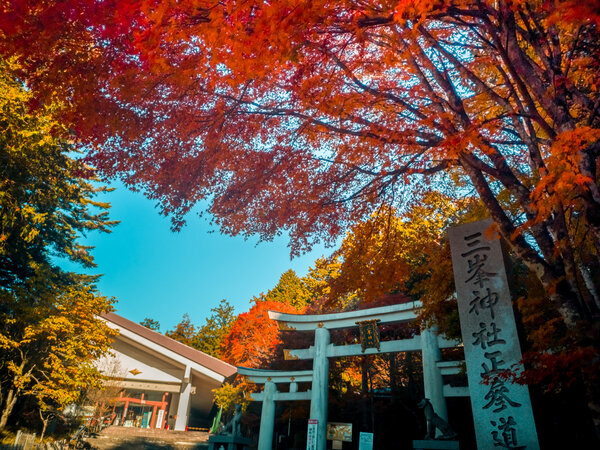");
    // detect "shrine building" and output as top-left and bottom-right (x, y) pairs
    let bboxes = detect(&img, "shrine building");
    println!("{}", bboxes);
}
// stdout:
(97, 313), (237, 431)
